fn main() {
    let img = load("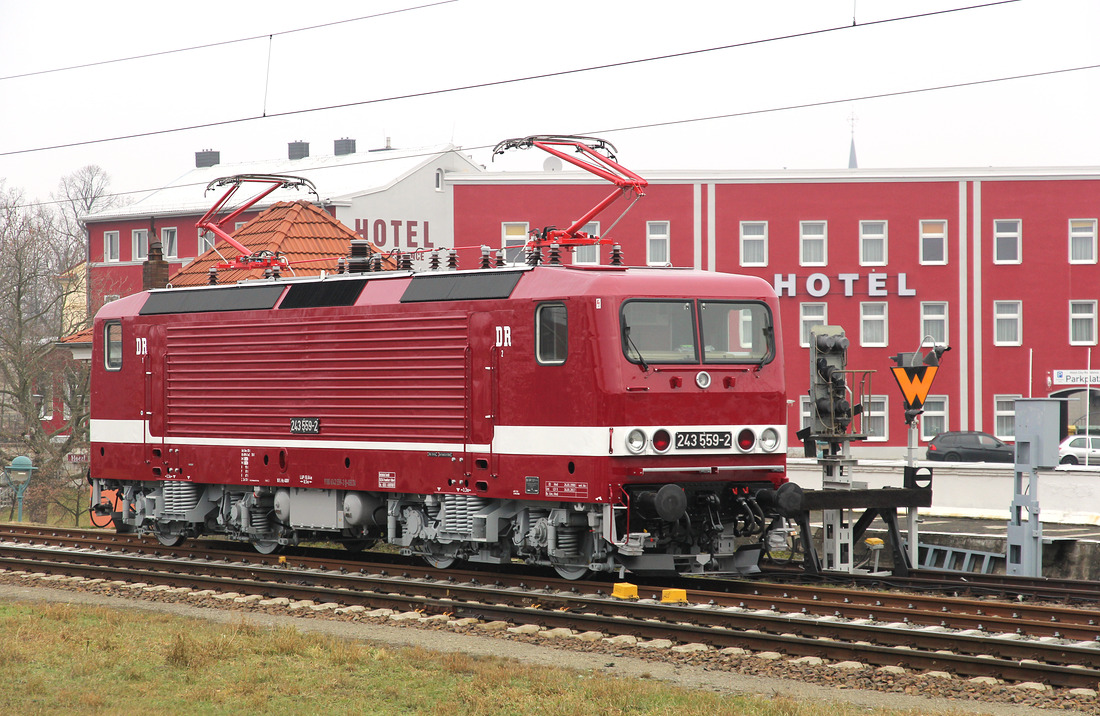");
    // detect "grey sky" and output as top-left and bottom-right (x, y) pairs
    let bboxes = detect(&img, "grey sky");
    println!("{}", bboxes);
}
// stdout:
(1, 0), (1096, 203)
